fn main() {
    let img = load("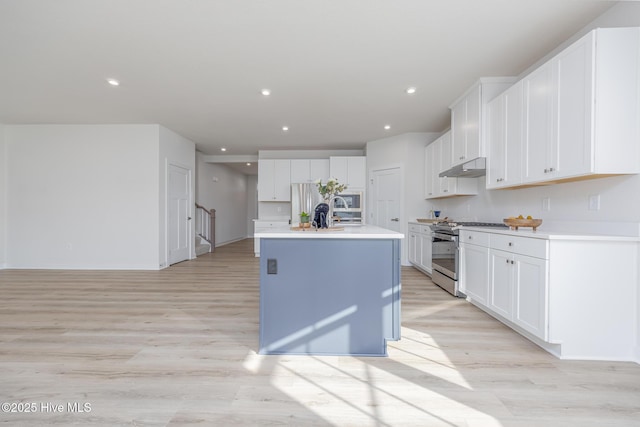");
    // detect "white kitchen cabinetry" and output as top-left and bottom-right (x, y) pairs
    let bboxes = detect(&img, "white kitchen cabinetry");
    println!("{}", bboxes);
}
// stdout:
(408, 224), (421, 266)
(449, 78), (515, 167)
(424, 143), (437, 198)
(258, 160), (291, 201)
(424, 131), (477, 199)
(459, 230), (490, 305)
(488, 233), (549, 340)
(290, 159), (330, 183)
(486, 81), (523, 189)
(253, 220), (289, 256)
(408, 222), (432, 275)
(520, 27), (640, 186)
(329, 156), (366, 189)
(459, 228), (639, 362)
